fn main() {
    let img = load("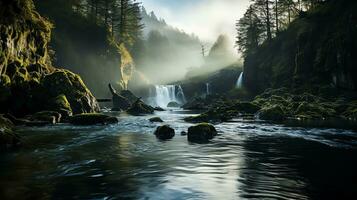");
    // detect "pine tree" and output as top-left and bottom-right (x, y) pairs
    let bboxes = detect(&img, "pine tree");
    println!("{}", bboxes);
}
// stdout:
(236, 5), (265, 57)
